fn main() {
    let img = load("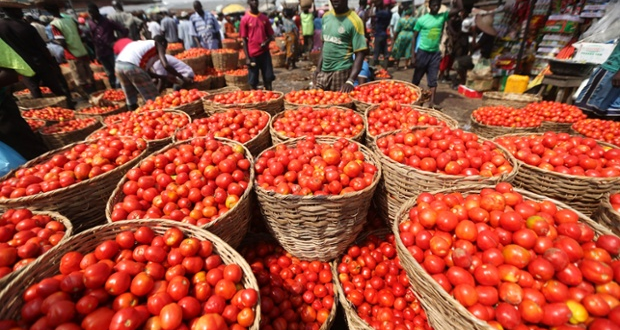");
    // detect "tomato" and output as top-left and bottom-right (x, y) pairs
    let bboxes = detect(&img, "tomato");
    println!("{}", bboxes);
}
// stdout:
(81, 307), (115, 330)
(191, 314), (227, 330)
(159, 303), (183, 330)
(109, 307), (145, 330)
